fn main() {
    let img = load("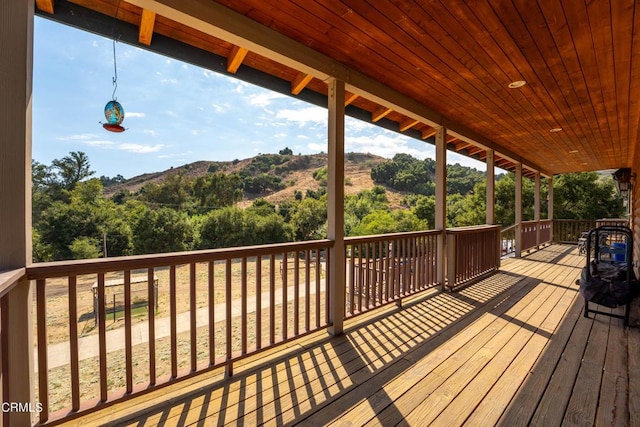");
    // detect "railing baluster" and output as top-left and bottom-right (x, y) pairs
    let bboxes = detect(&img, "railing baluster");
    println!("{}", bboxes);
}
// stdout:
(357, 243), (363, 312)
(256, 256), (262, 349)
(282, 252), (288, 340)
(124, 271), (133, 394)
(97, 273), (107, 401)
(294, 252), (299, 336)
(147, 268), (156, 385)
(225, 259), (232, 376)
(270, 254), (275, 345)
(364, 242), (370, 309)
(326, 248), (331, 325)
(305, 249), (310, 332)
(36, 279), (48, 422)
(170, 266), (177, 379)
(349, 244), (355, 314)
(190, 263), (197, 372)
(241, 257), (247, 355)
(208, 261), (215, 365)
(315, 248), (321, 328)
(68, 276), (80, 410)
